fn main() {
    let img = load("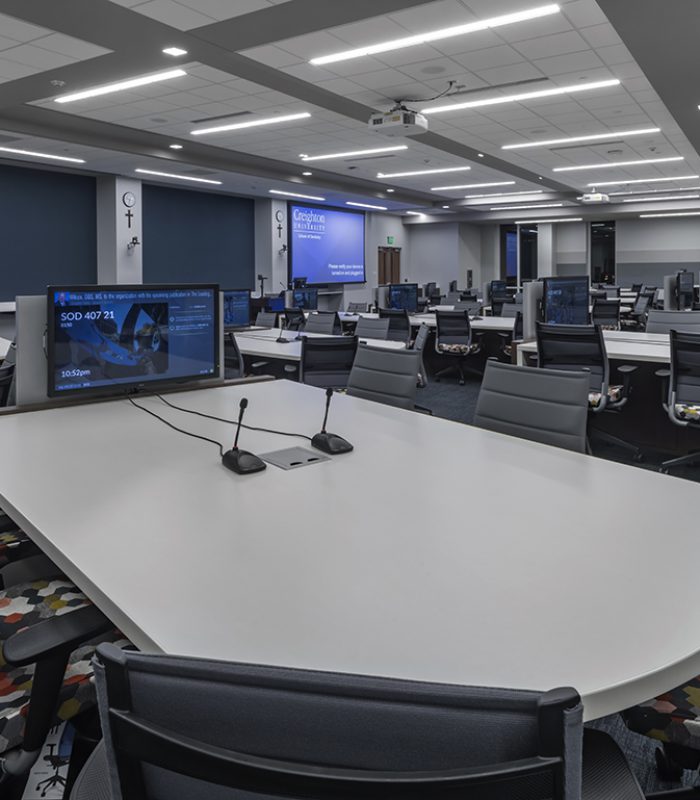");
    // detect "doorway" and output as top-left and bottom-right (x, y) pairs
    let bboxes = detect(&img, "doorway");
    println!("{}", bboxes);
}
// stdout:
(591, 221), (616, 284)
(378, 247), (401, 285)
